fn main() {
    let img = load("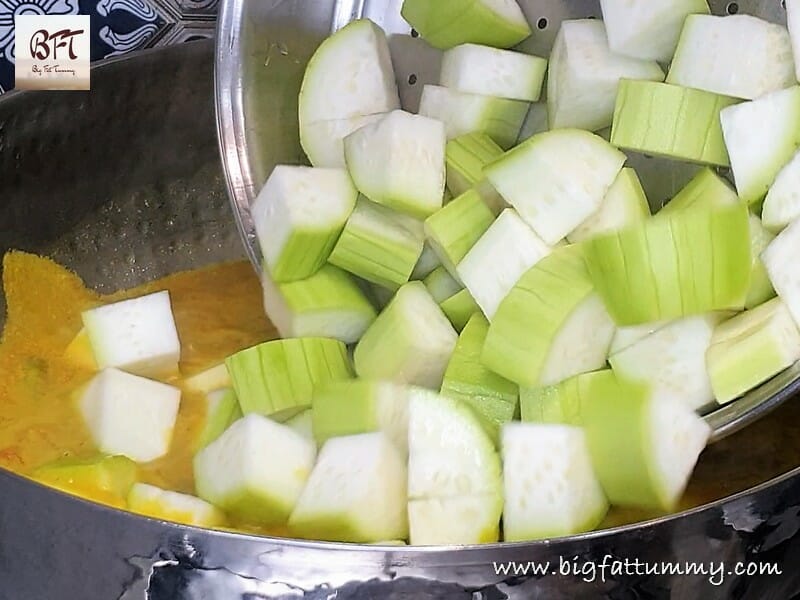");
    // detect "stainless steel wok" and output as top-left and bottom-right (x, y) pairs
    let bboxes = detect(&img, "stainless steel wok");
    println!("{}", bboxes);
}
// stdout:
(0, 1), (800, 598)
